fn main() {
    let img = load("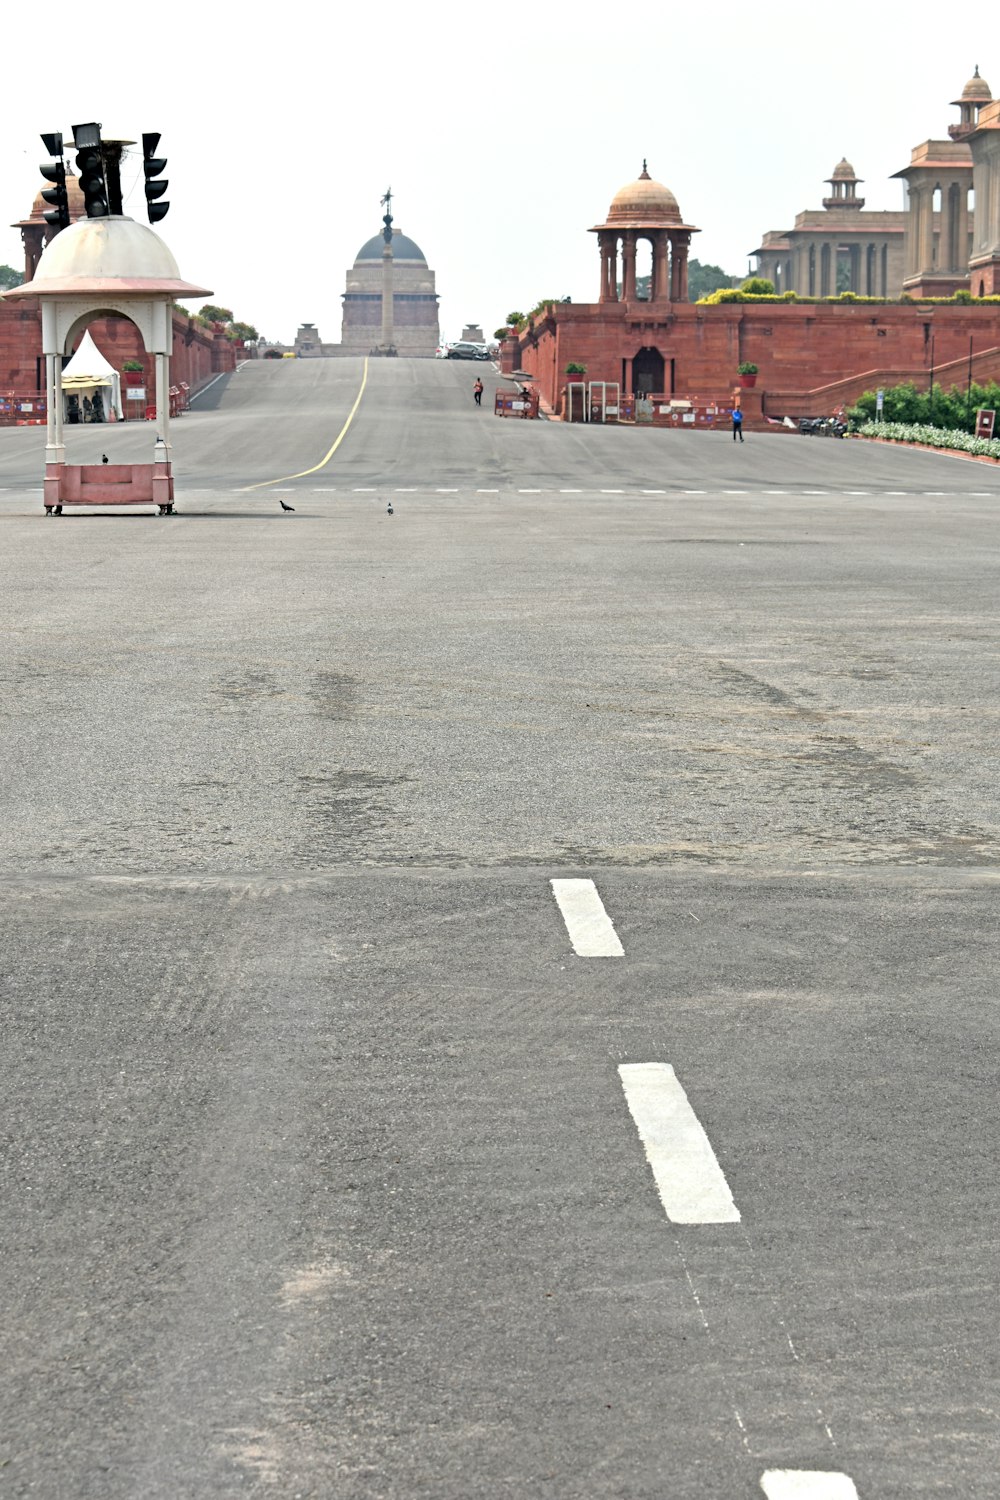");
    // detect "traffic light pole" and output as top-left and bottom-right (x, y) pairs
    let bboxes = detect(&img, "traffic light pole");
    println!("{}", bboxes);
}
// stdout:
(42, 305), (65, 467)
